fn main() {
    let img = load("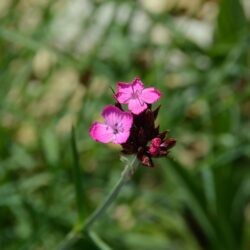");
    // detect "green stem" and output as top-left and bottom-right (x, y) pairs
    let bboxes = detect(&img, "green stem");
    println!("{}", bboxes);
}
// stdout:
(57, 155), (139, 250)
(88, 231), (112, 250)
(83, 155), (138, 231)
